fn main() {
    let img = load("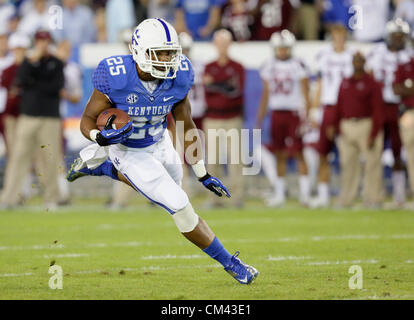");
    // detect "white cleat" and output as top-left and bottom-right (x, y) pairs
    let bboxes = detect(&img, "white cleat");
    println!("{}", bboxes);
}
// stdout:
(309, 197), (330, 208)
(265, 196), (286, 208)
